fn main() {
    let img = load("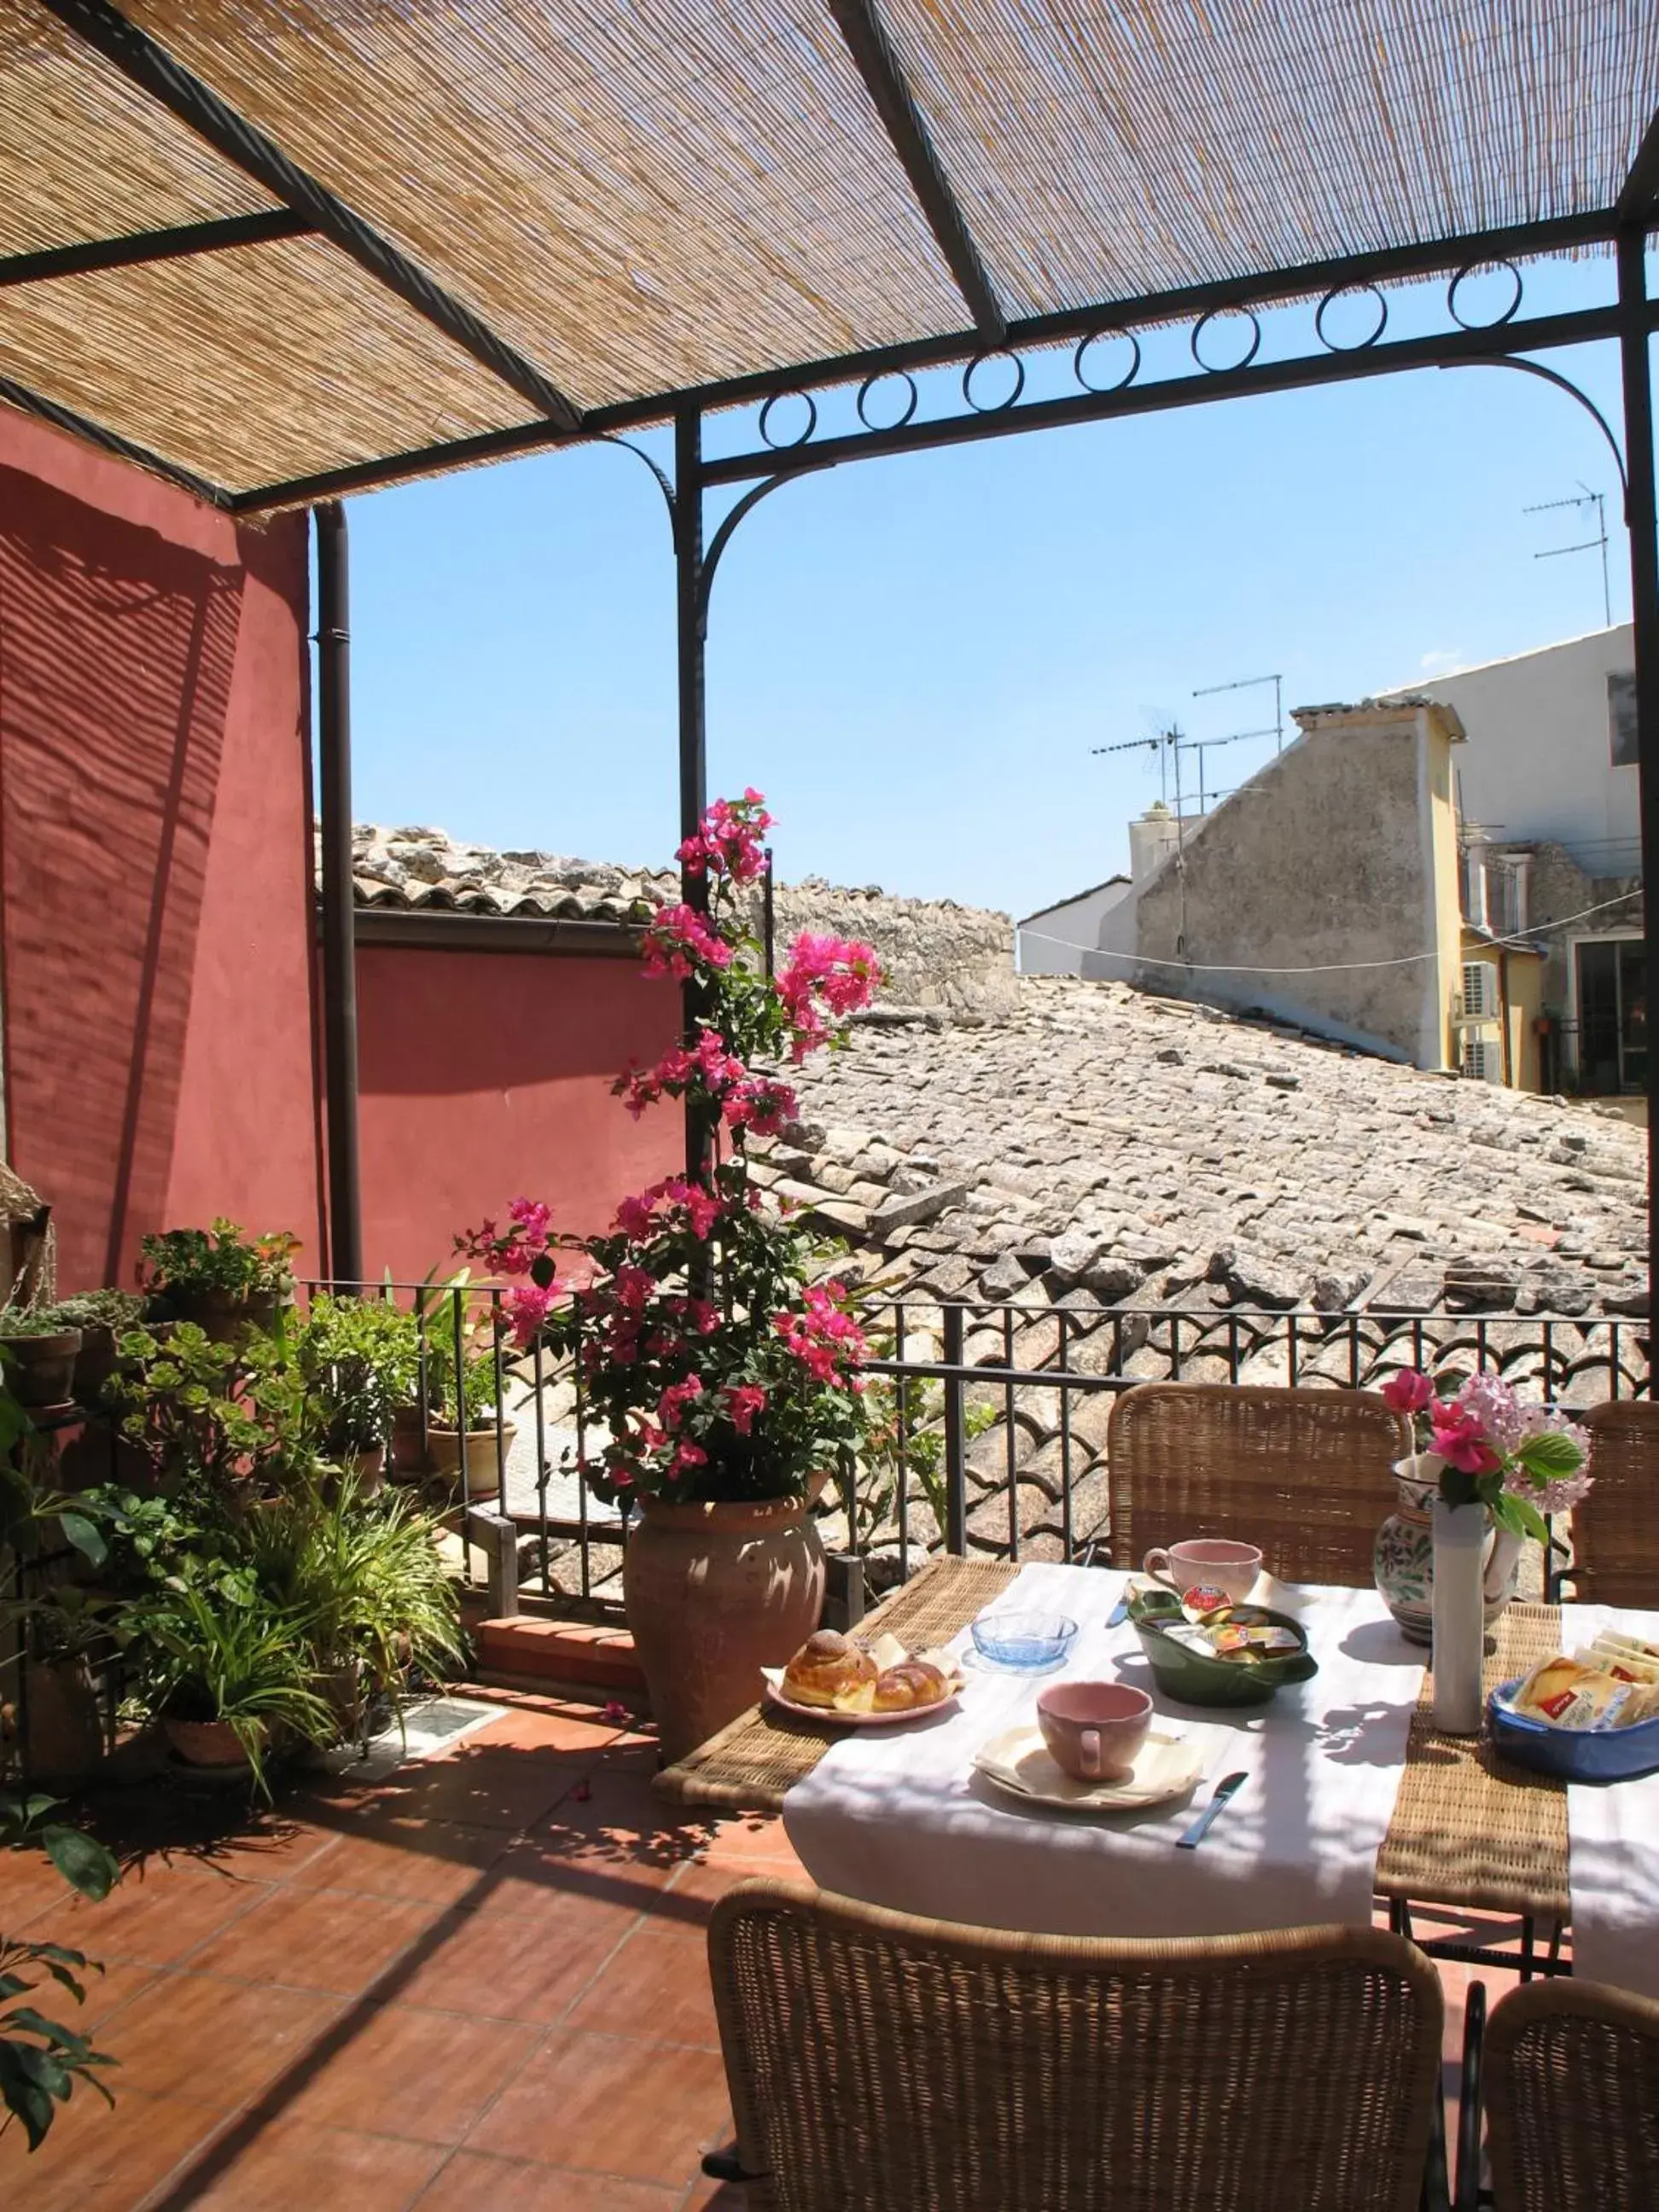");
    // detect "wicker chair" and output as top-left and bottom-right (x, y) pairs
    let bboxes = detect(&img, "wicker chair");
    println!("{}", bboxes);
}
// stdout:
(1107, 1382), (1409, 1589)
(1483, 1977), (1659, 2209)
(706, 1879), (1445, 2212)
(1560, 1403), (1659, 1607)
